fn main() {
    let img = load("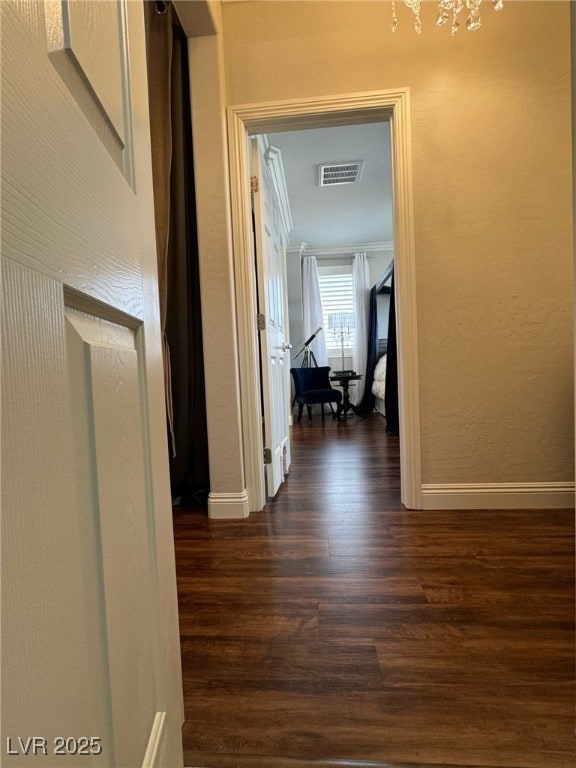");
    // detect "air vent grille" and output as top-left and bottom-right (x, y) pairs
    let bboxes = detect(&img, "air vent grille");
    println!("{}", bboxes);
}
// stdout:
(319, 161), (364, 186)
